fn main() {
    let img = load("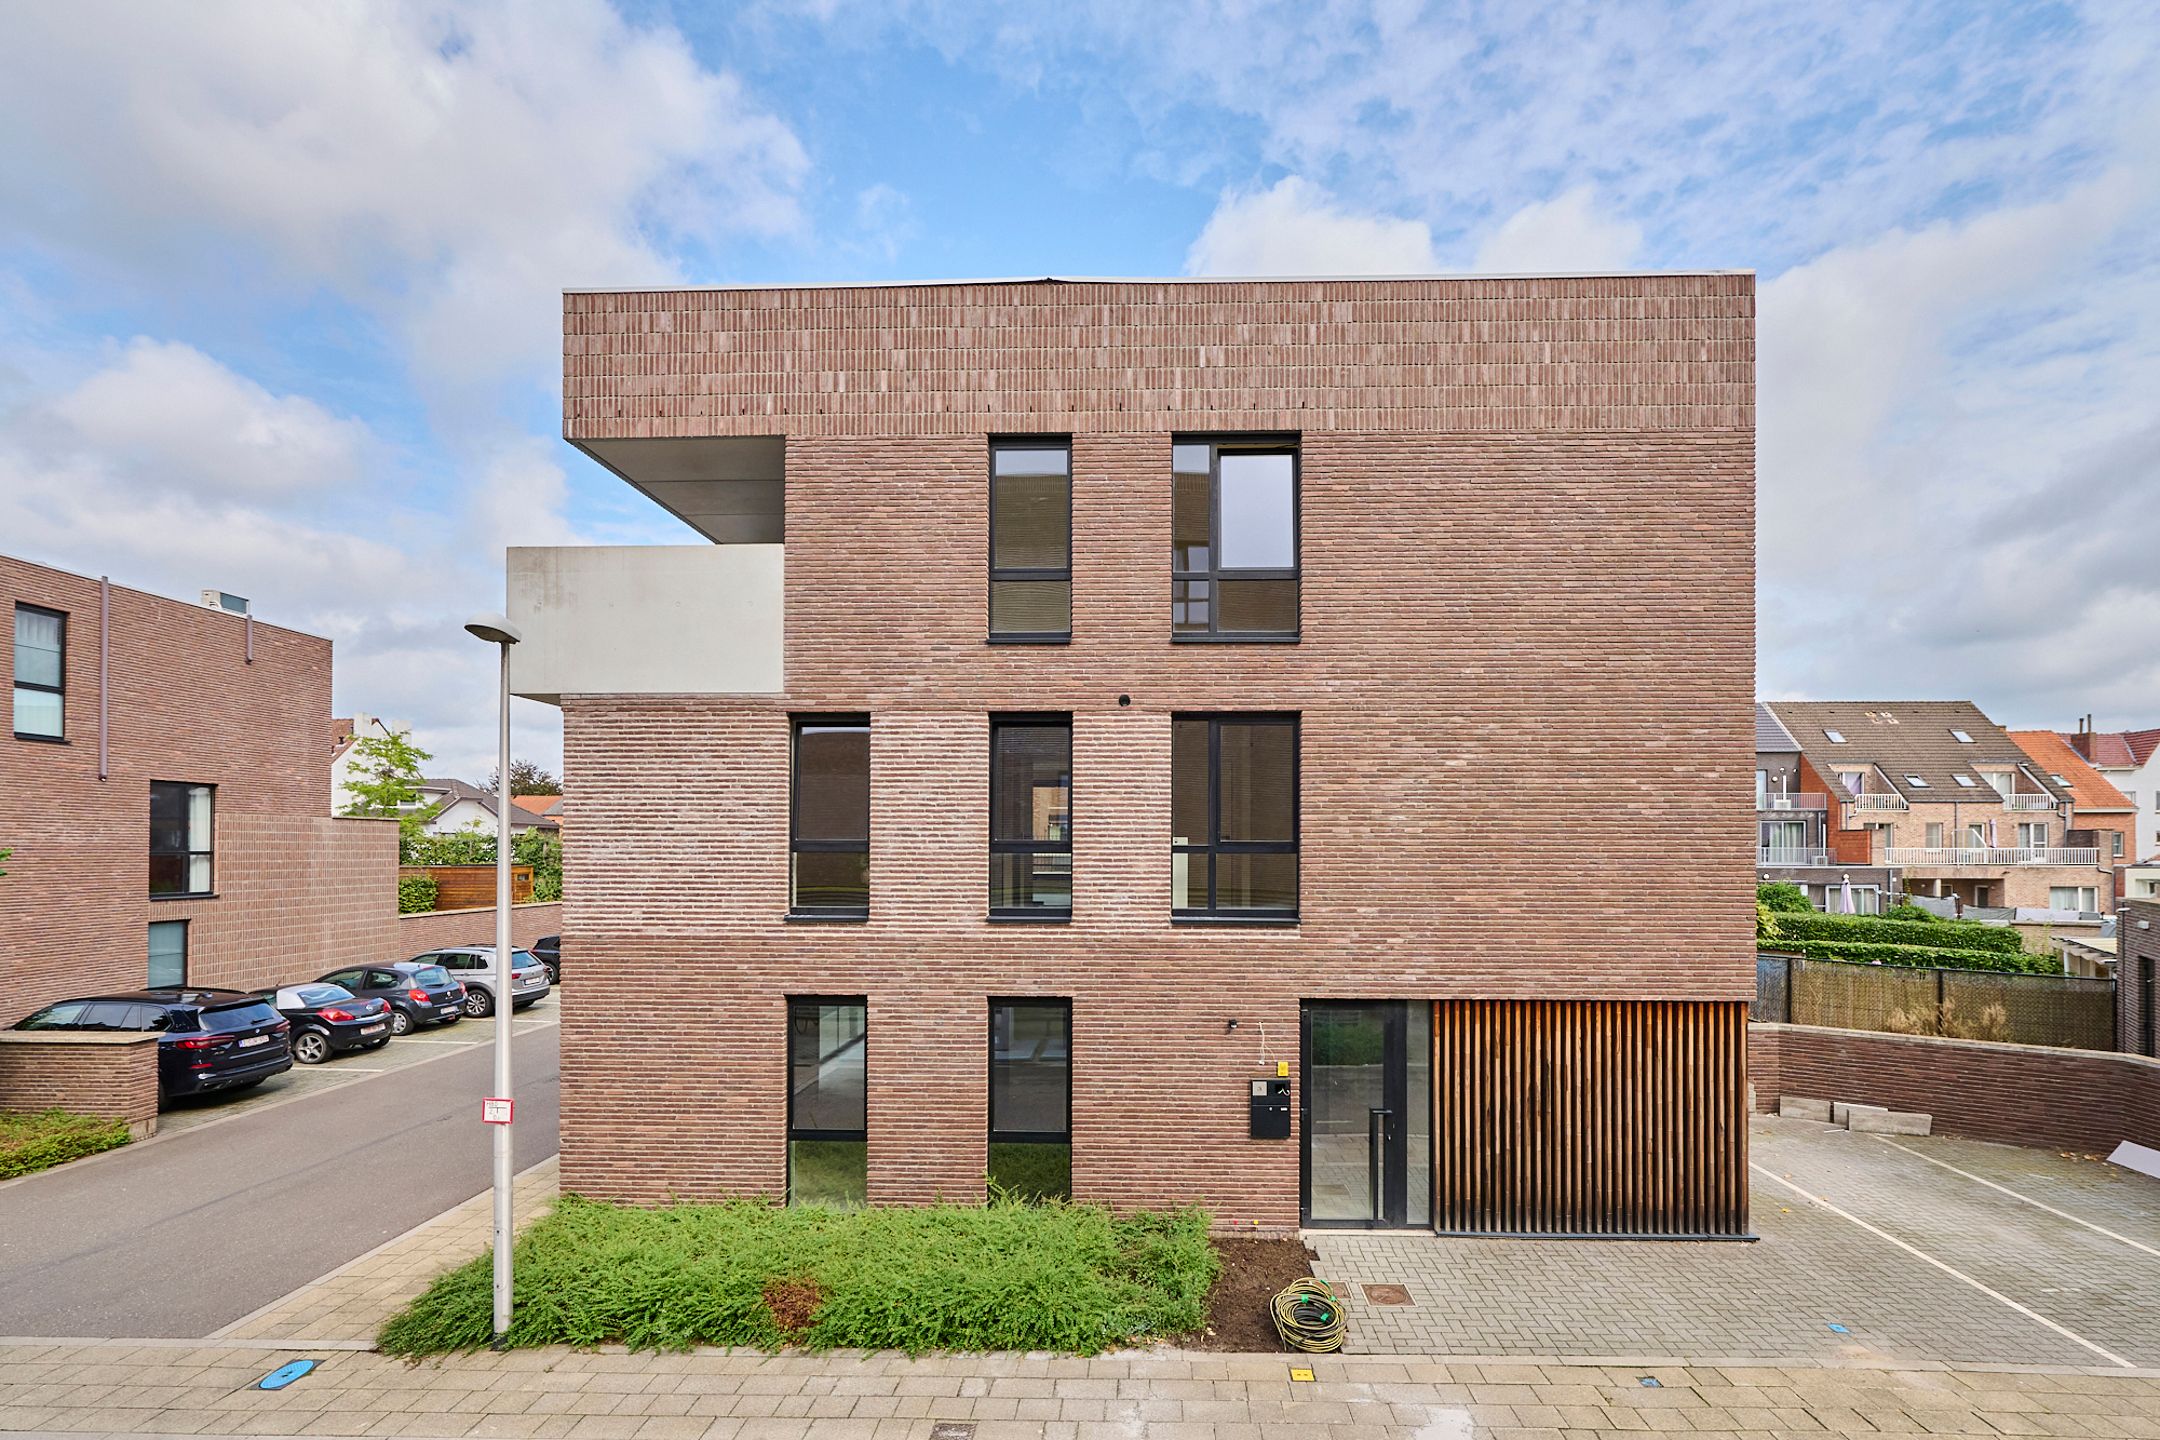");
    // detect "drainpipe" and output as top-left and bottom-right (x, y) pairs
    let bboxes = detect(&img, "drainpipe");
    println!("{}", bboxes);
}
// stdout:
(245, 609), (254, 664)
(98, 575), (110, 781)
